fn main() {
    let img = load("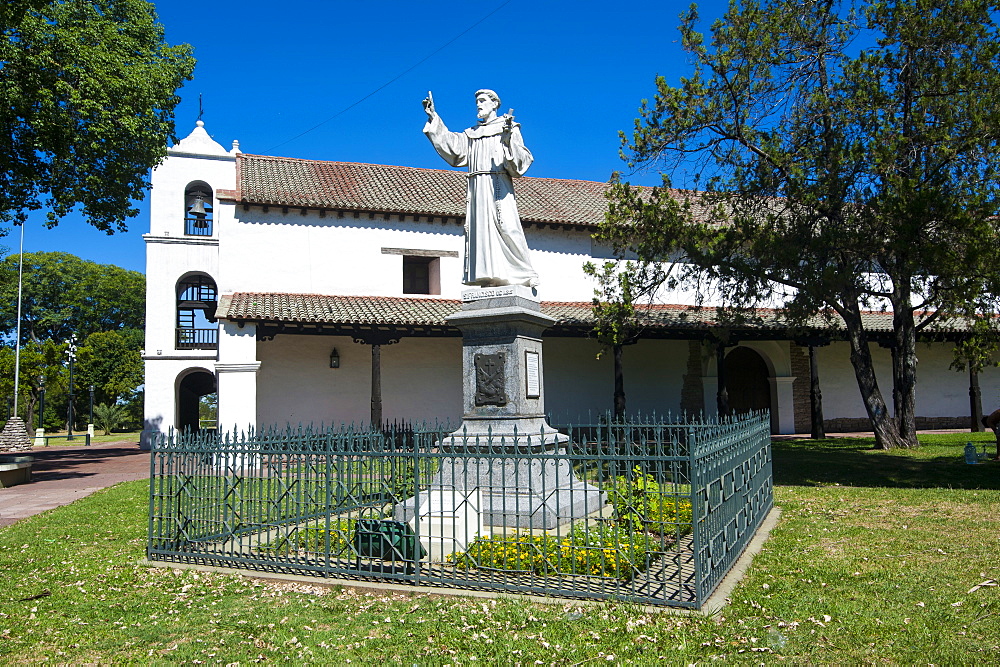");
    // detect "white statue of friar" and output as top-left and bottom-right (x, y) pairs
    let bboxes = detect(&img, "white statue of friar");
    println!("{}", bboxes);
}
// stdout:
(422, 89), (539, 288)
